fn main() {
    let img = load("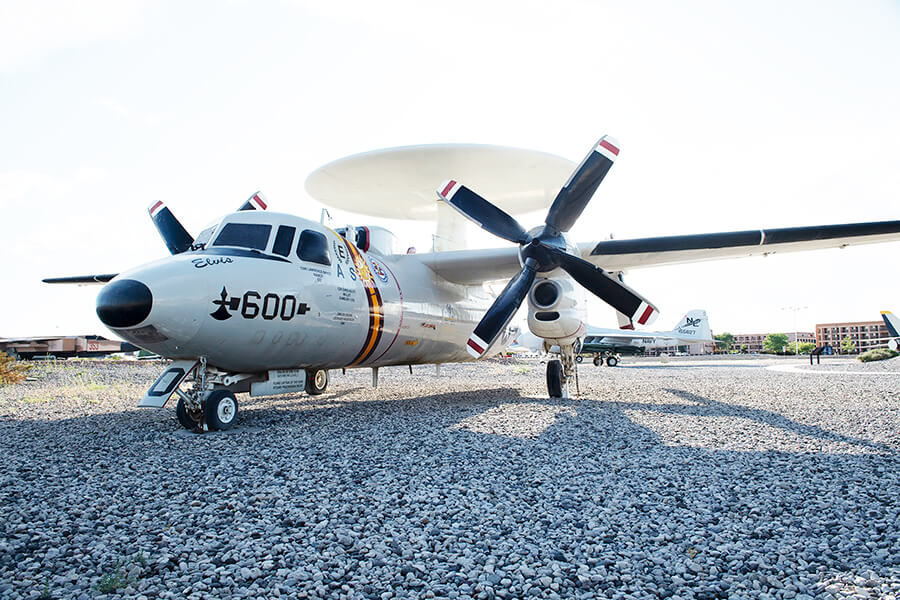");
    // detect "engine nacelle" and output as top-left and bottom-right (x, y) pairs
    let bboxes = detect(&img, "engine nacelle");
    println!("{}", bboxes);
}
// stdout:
(526, 277), (586, 347)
